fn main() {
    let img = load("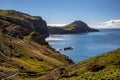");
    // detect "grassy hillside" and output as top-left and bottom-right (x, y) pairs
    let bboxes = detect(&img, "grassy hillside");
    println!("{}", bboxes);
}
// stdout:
(60, 48), (120, 80)
(63, 20), (89, 31)
(63, 24), (76, 31)
(0, 31), (73, 80)
(0, 9), (119, 80)
(62, 20), (99, 33)
(0, 10), (73, 80)
(41, 48), (120, 80)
